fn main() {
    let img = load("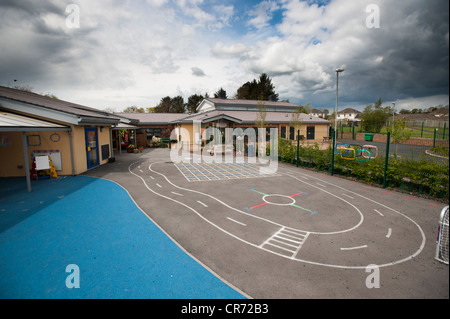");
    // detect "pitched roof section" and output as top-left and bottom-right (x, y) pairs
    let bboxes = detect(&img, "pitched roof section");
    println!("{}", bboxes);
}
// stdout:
(175, 110), (330, 125)
(118, 113), (188, 125)
(198, 98), (300, 113)
(0, 86), (120, 125)
(0, 111), (70, 132)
